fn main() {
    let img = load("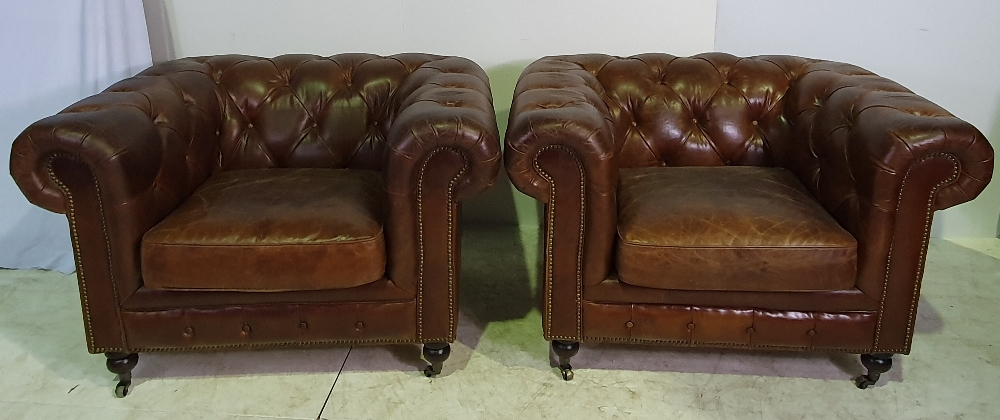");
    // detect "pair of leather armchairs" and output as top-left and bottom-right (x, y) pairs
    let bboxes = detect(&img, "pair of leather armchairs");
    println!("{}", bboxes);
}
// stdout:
(10, 52), (993, 397)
